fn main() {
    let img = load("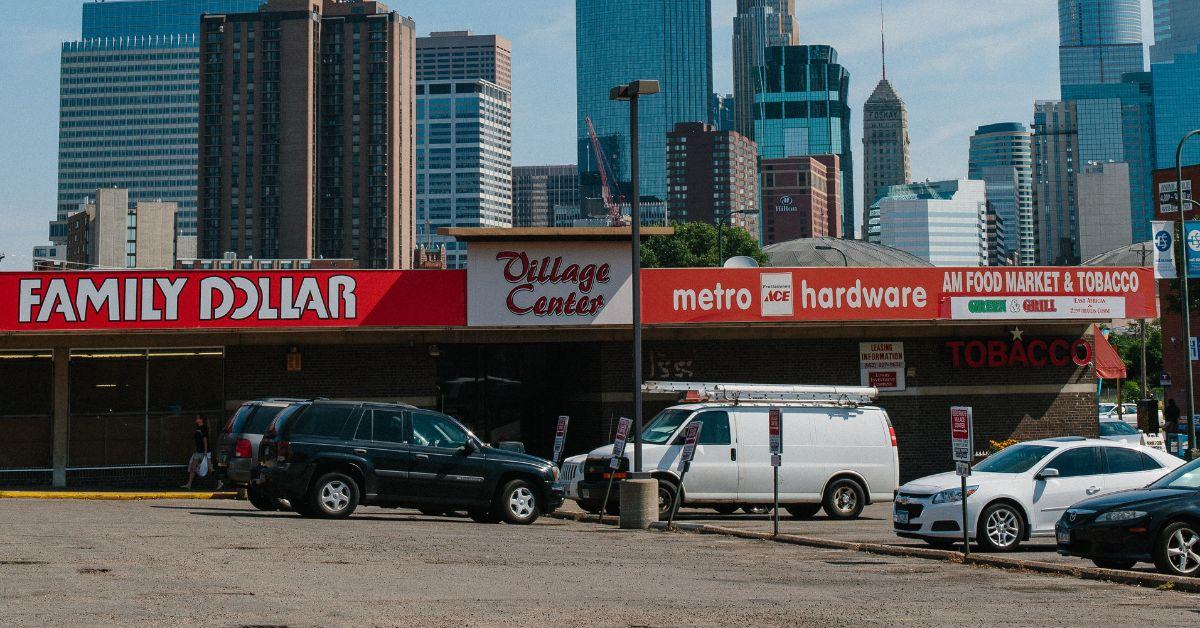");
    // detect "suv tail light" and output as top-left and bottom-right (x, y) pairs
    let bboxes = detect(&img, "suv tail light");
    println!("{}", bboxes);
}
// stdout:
(889, 427), (898, 448)
(276, 440), (292, 461)
(234, 438), (252, 459)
